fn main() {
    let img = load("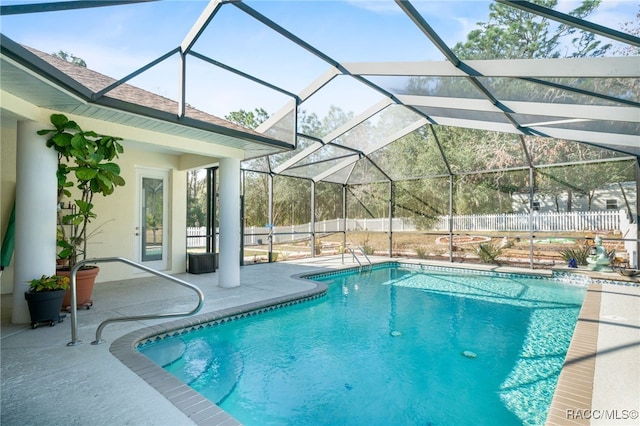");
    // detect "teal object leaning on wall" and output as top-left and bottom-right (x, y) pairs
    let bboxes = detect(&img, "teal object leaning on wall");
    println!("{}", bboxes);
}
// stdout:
(1, 202), (16, 270)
